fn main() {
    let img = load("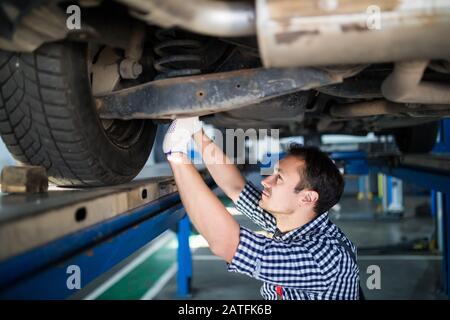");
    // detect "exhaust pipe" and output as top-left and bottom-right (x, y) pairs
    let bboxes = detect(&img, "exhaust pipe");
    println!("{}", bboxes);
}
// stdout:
(256, 0), (450, 67)
(117, 0), (256, 37)
(382, 60), (450, 104)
